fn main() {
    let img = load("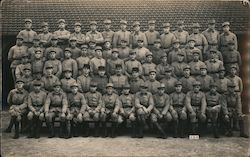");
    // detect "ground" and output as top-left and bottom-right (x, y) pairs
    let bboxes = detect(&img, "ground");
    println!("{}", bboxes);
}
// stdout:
(1, 111), (250, 157)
